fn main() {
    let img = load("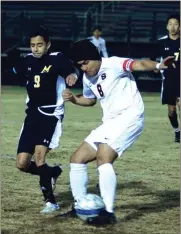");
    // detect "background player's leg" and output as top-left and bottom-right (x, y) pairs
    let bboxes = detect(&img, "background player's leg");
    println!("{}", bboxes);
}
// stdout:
(168, 105), (180, 142)
(176, 97), (180, 112)
(70, 141), (96, 201)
